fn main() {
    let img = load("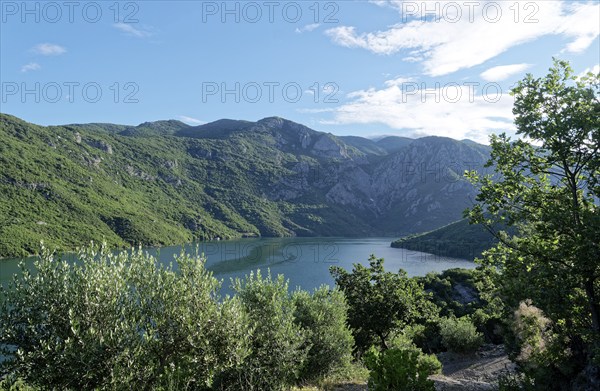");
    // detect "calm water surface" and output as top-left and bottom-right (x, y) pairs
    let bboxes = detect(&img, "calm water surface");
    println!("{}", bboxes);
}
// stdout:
(0, 237), (475, 296)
